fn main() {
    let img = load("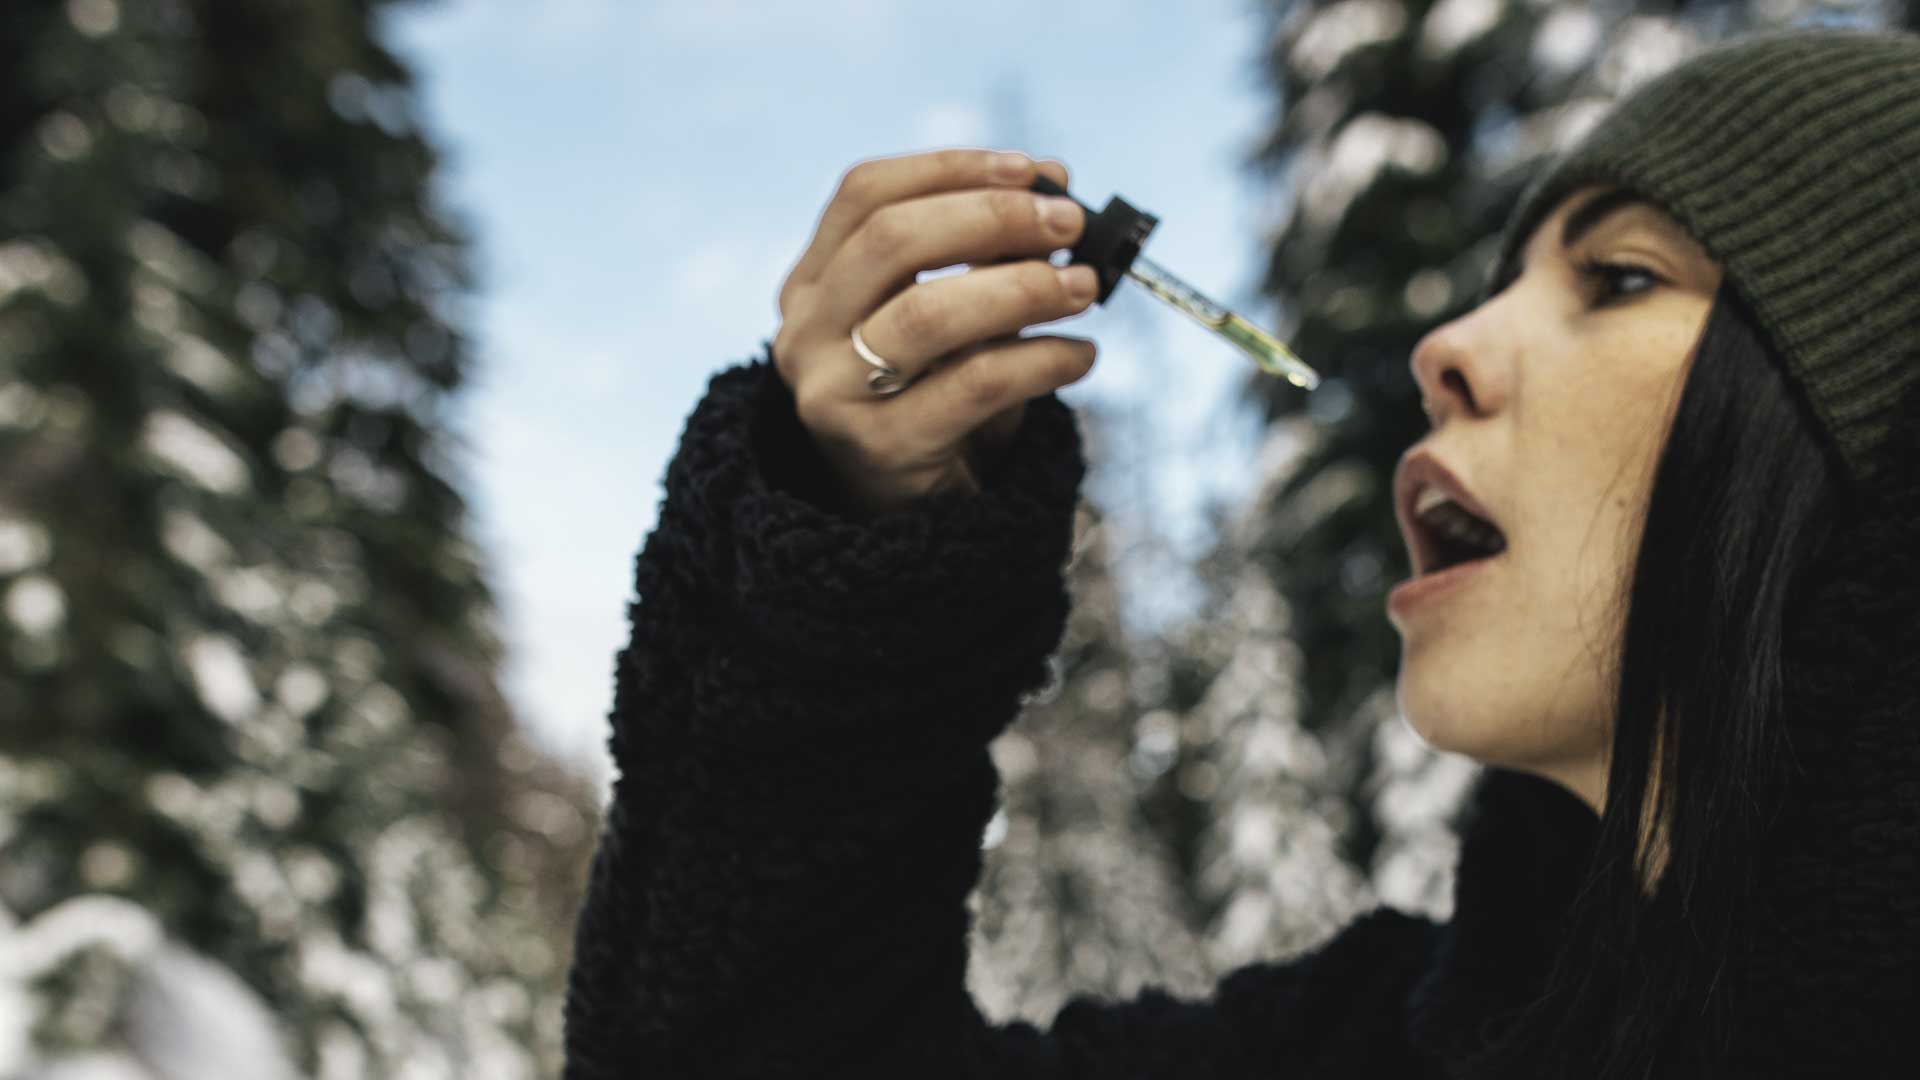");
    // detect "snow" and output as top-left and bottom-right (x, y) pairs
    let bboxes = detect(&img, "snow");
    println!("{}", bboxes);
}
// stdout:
(138, 411), (252, 496)
(1419, 0), (1505, 61)
(26, 1055), (154, 1080)
(274, 663), (330, 719)
(4, 575), (66, 636)
(157, 507), (231, 571)
(1533, 3), (1603, 73)
(1291, 0), (1408, 80)
(0, 896), (299, 1080)
(1302, 113), (1449, 230)
(66, 0), (121, 38)
(1598, 16), (1700, 95)
(179, 633), (260, 726)
(0, 517), (51, 575)
(0, 240), (87, 306)
(213, 567), (285, 623)
(123, 945), (299, 1080)
(160, 334), (244, 398)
